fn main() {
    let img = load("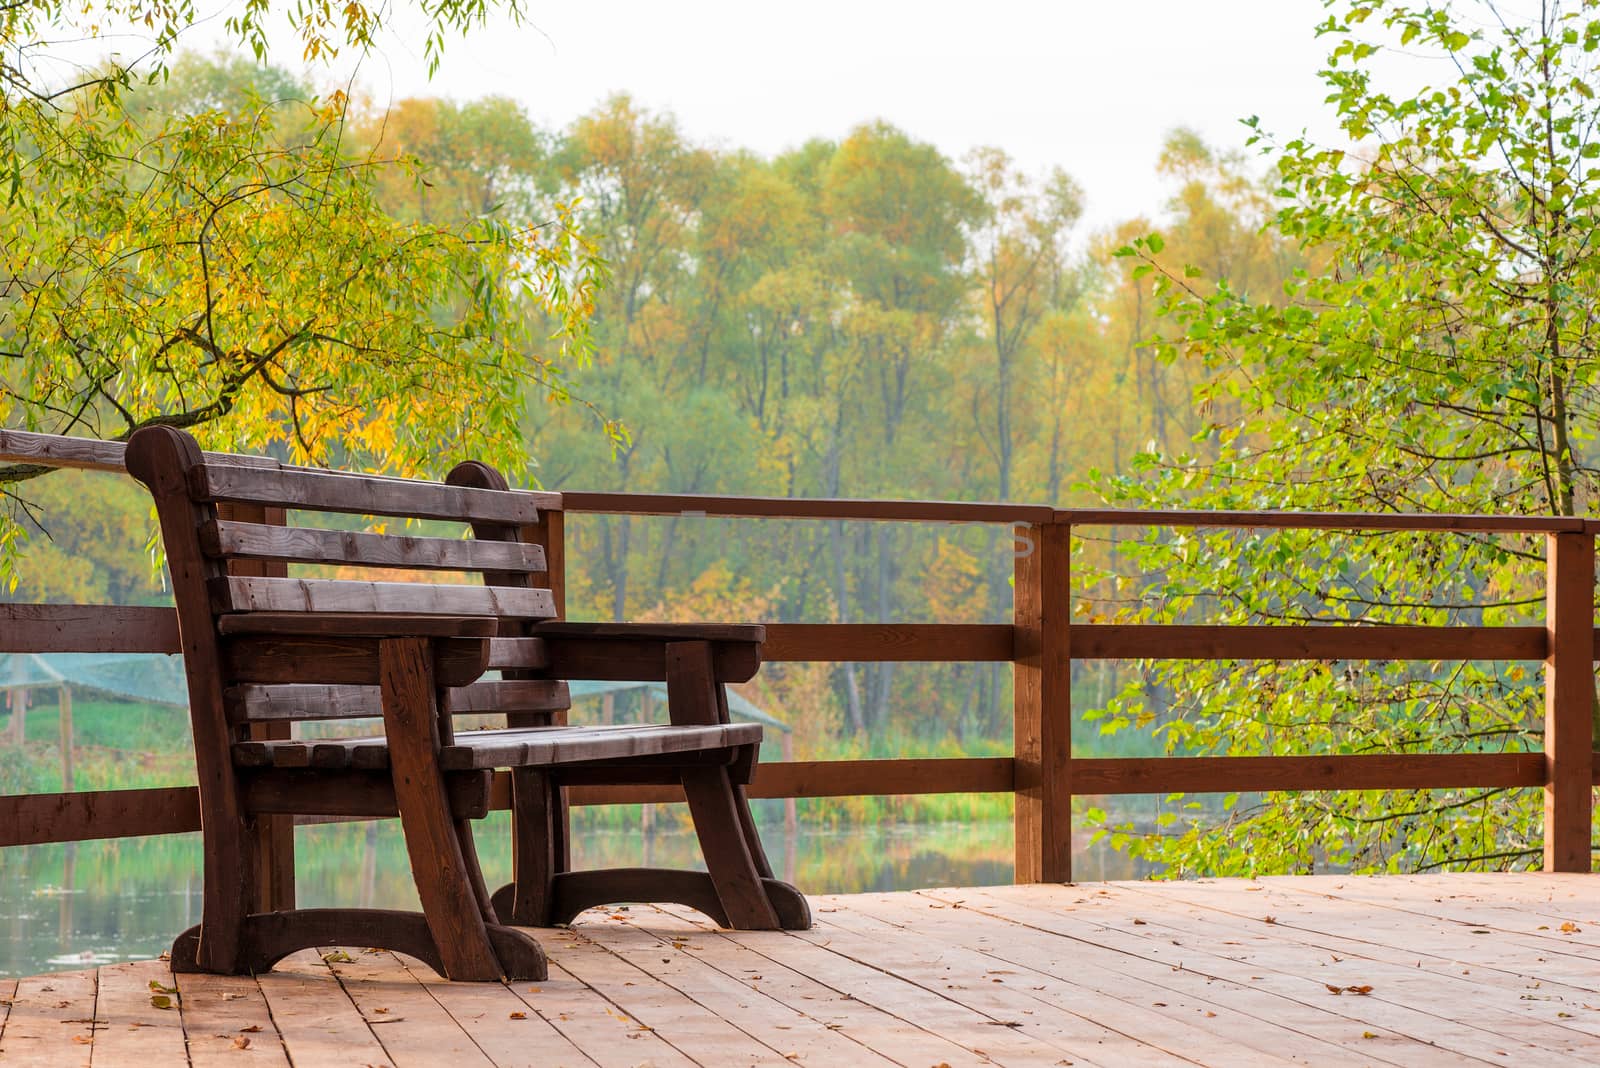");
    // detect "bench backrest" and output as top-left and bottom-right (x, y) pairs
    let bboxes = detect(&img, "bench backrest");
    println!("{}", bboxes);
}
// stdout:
(126, 426), (568, 747)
